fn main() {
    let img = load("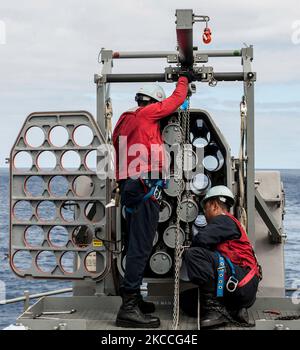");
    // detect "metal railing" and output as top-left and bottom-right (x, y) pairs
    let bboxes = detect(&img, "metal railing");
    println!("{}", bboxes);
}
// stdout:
(0, 288), (73, 311)
(0, 287), (296, 310)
